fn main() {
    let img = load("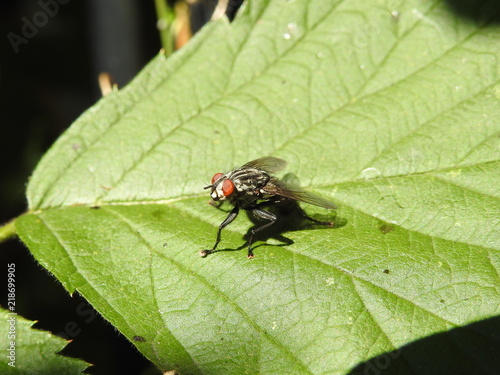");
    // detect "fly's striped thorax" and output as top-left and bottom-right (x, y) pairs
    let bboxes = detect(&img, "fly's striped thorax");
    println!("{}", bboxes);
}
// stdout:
(229, 168), (270, 193)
